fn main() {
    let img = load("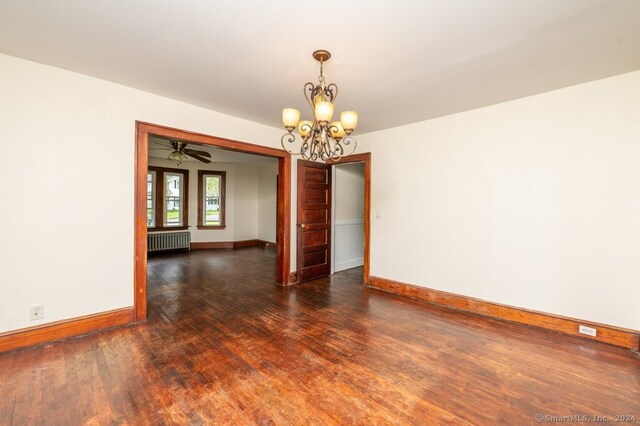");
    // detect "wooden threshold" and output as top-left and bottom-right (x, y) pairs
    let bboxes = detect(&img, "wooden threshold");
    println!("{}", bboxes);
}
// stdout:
(0, 307), (134, 353)
(368, 276), (640, 350)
